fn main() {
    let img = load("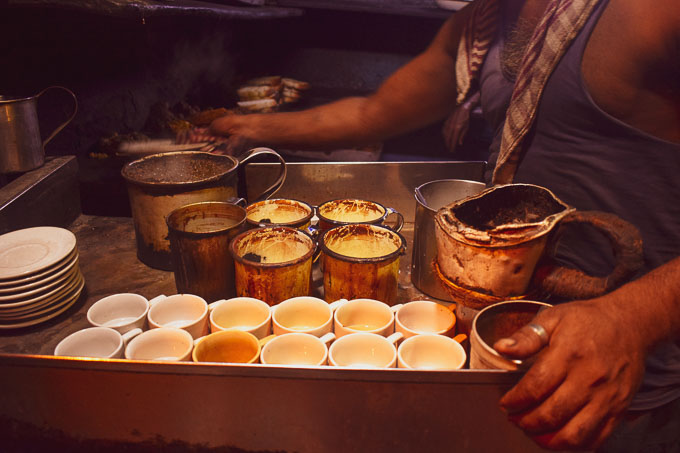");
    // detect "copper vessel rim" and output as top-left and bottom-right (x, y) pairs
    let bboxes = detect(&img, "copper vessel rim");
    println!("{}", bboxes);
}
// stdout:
(319, 224), (406, 264)
(229, 226), (316, 268)
(166, 201), (247, 238)
(245, 198), (315, 227)
(435, 183), (574, 247)
(317, 198), (388, 225)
